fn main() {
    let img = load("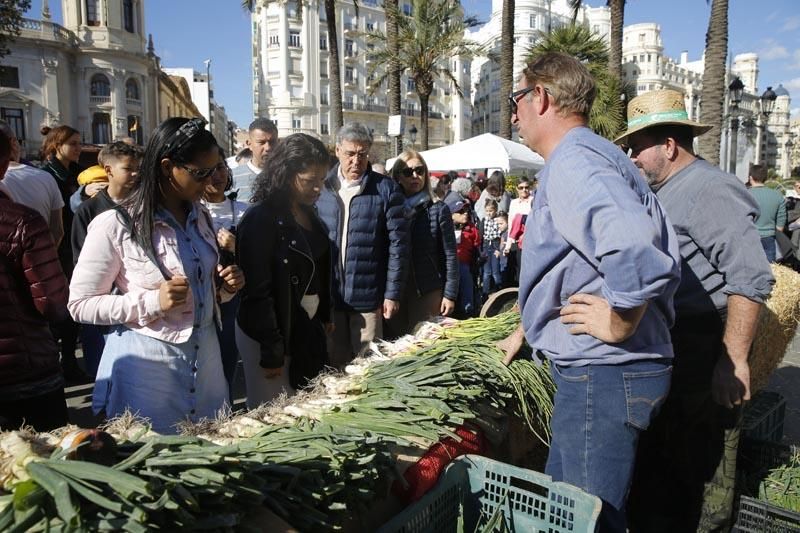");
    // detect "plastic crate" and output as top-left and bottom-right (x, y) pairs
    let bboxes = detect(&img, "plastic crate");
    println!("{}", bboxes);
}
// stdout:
(738, 438), (800, 497)
(743, 391), (786, 442)
(378, 455), (601, 533)
(733, 496), (800, 532)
